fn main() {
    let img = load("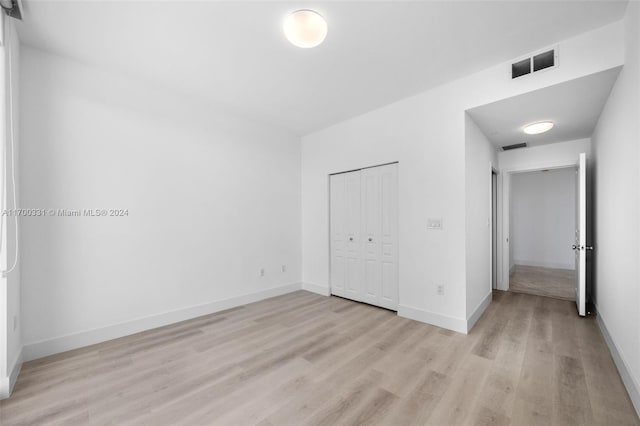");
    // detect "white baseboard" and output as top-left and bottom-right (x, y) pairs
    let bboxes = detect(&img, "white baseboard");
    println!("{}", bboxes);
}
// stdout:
(8, 347), (22, 395)
(398, 304), (467, 334)
(0, 377), (7, 400)
(0, 347), (22, 400)
(596, 310), (640, 418)
(467, 292), (492, 333)
(23, 282), (302, 362)
(514, 259), (575, 270)
(302, 282), (330, 296)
